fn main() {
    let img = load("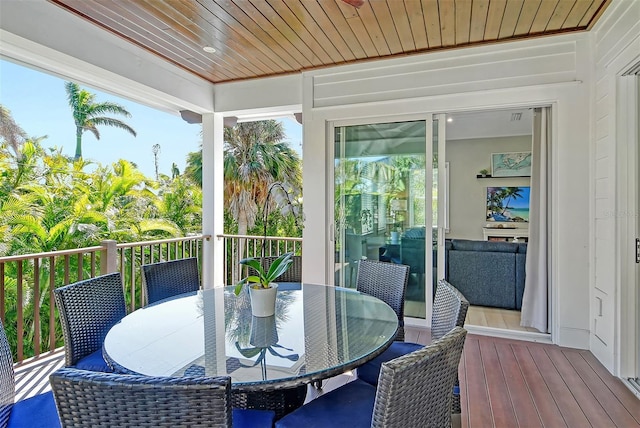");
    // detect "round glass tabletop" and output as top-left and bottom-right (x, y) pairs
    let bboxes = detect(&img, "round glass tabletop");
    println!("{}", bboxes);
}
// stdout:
(103, 283), (398, 389)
